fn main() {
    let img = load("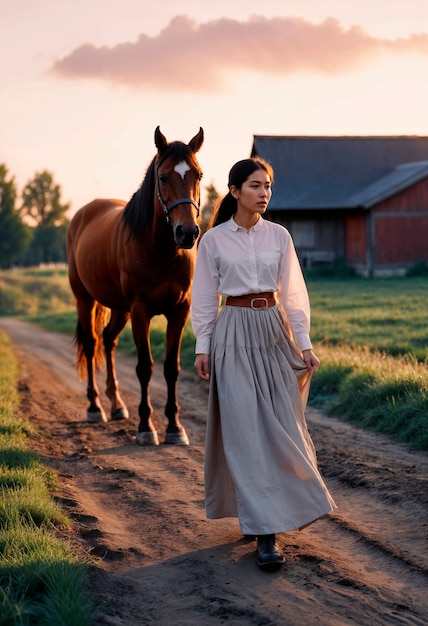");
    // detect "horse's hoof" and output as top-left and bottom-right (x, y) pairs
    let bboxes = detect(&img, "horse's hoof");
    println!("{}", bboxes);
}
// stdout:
(87, 410), (108, 423)
(111, 408), (129, 420)
(135, 430), (159, 446)
(164, 429), (190, 446)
